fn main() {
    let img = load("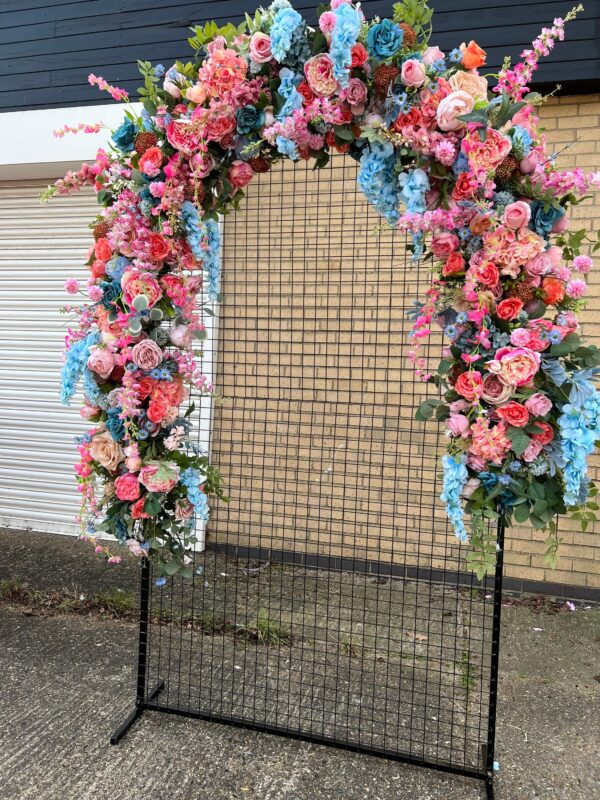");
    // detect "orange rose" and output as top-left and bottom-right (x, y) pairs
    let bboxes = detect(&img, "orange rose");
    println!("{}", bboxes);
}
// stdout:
(461, 41), (486, 70)
(541, 277), (566, 305)
(95, 237), (112, 262)
(442, 251), (466, 277)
